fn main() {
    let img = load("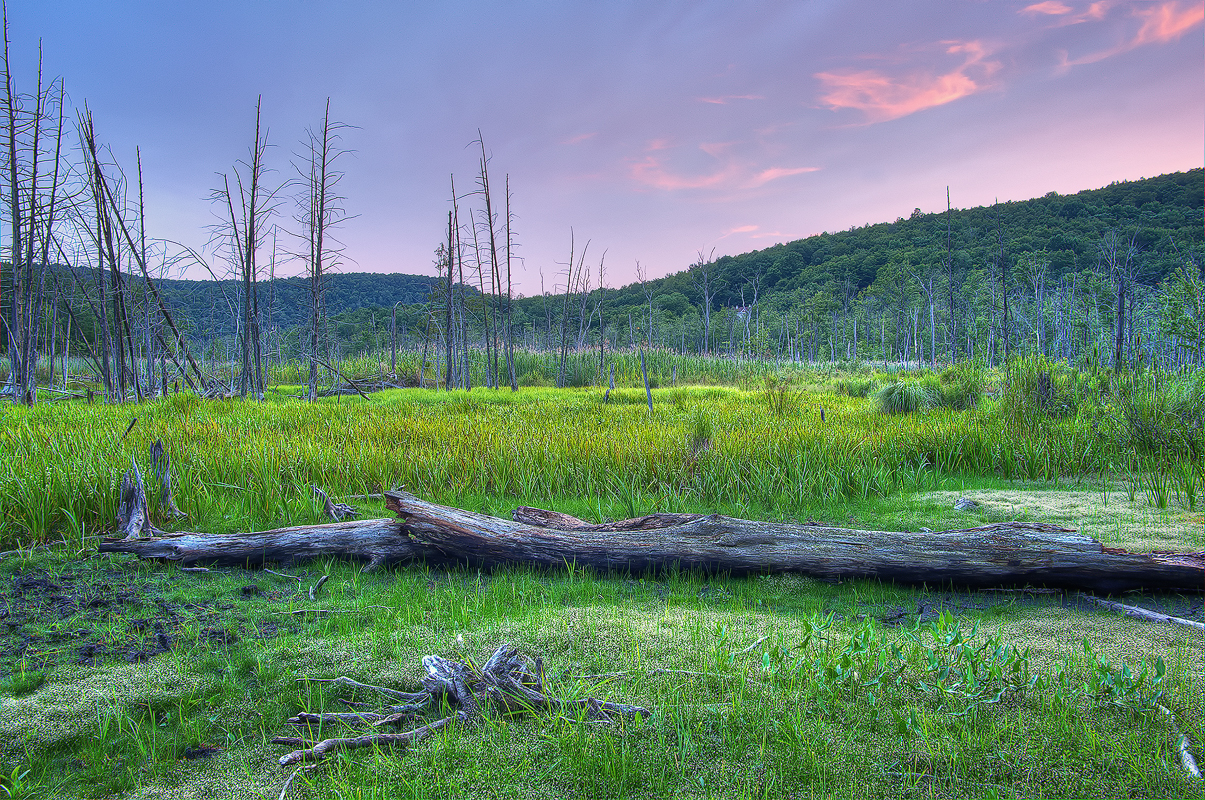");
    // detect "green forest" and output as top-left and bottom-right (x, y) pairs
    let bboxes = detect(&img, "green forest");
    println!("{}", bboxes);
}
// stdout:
(324, 168), (1204, 373)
